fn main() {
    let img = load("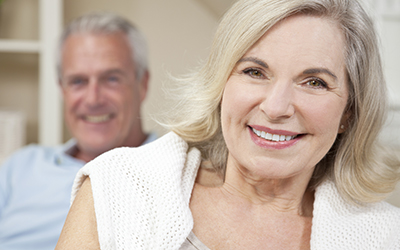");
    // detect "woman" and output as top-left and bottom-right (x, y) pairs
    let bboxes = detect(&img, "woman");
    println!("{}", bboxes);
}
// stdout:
(57, 0), (400, 249)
